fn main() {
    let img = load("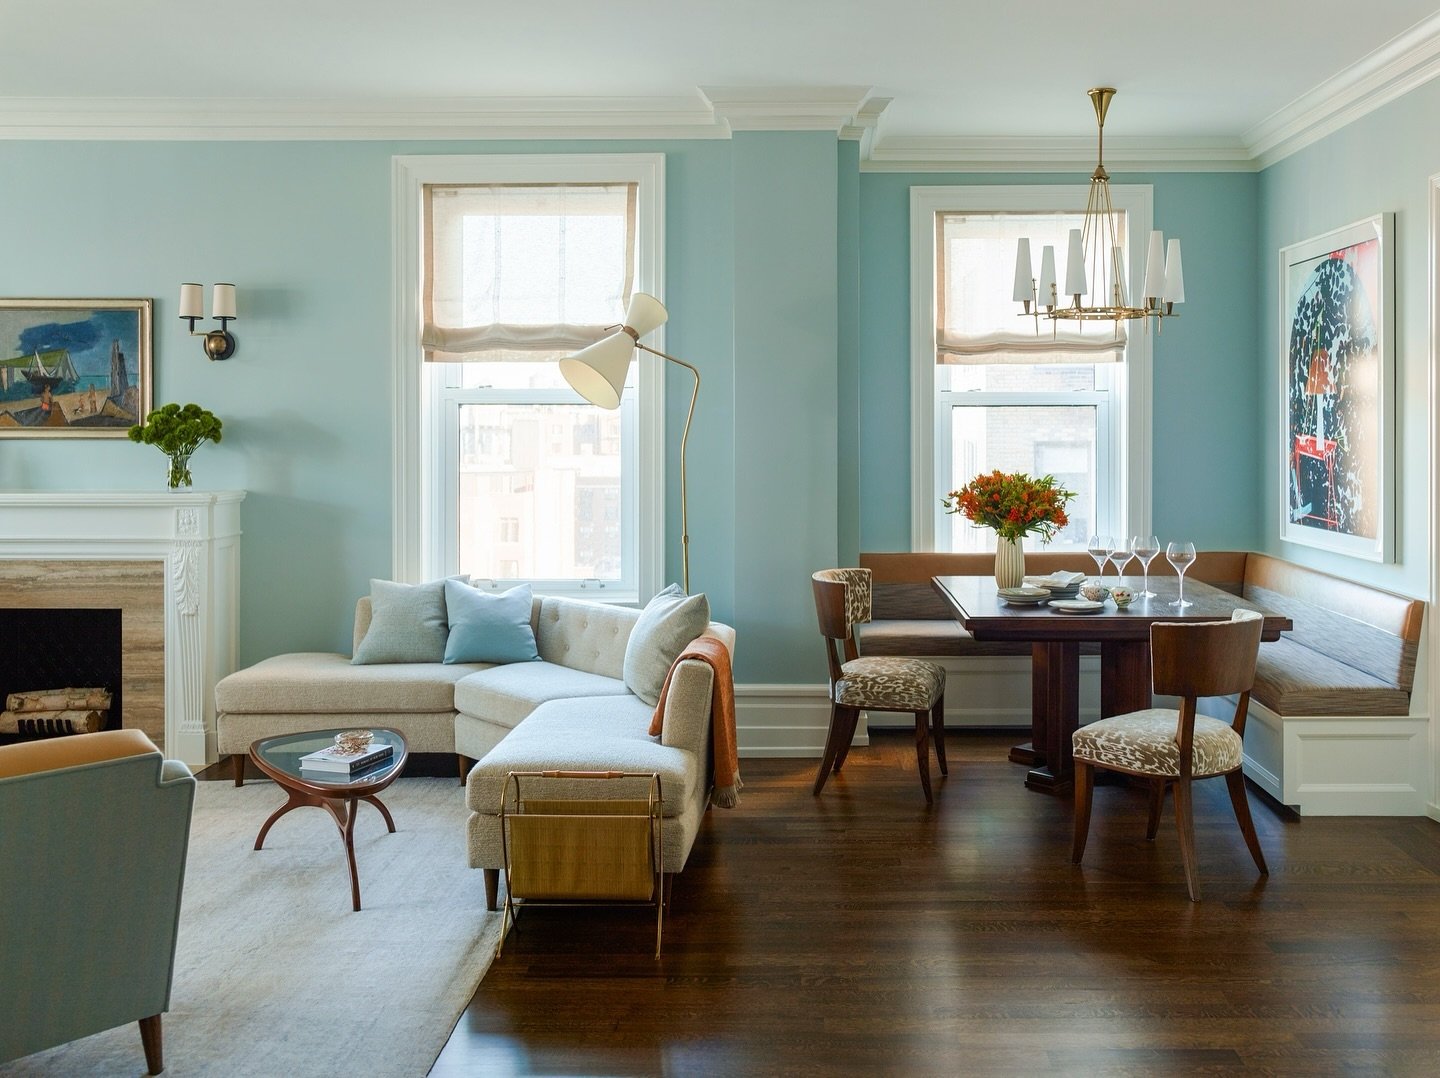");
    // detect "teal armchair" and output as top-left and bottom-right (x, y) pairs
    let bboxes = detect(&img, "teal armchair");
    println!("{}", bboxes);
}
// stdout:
(0, 730), (195, 1074)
